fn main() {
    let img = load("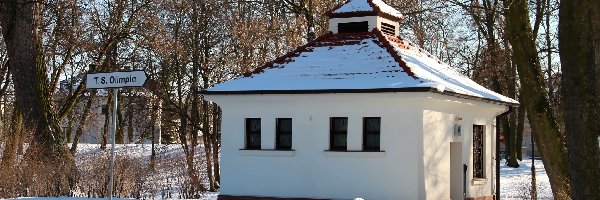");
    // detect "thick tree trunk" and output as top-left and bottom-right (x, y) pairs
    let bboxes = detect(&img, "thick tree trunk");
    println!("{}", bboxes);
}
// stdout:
(559, 0), (600, 199)
(503, 116), (519, 167)
(503, 0), (571, 199)
(0, 0), (77, 195)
